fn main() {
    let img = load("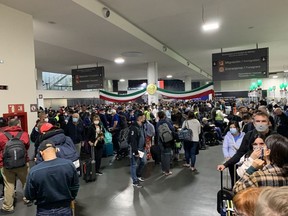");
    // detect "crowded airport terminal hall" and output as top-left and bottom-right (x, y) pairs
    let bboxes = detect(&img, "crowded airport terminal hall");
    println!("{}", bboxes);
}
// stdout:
(1, 0), (288, 215)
